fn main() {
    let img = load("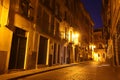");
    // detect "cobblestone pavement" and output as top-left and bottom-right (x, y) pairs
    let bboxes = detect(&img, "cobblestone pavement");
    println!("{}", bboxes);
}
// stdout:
(18, 61), (120, 80)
